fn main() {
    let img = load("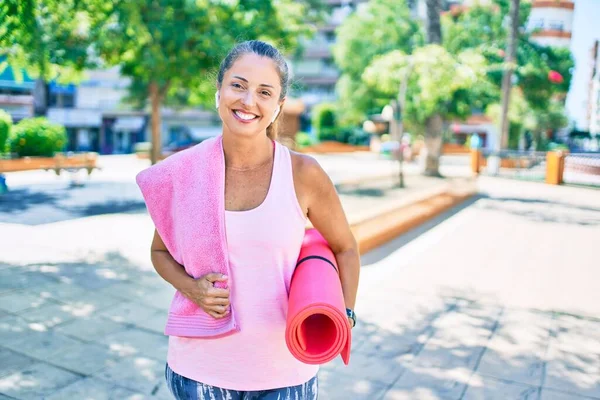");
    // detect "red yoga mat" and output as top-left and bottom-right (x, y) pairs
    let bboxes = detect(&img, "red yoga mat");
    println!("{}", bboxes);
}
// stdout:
(285, 228), (351, 365)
